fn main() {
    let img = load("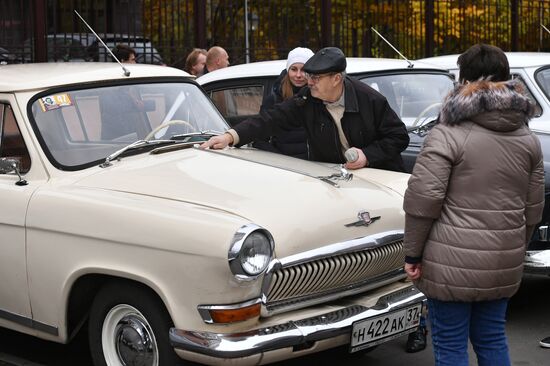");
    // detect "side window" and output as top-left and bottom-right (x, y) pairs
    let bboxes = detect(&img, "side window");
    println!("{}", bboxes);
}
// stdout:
(0, 104), (31, 173)
(512, 74), (542, 117)
(209, 86), (264, 118)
